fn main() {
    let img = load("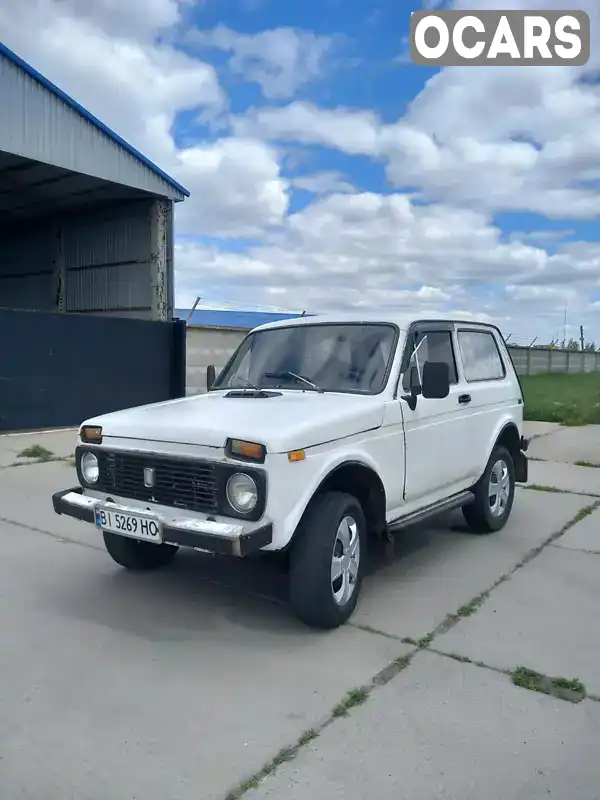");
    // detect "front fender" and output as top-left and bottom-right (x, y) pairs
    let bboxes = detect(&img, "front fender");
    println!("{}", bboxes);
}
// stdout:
(264, 447), (383, 550)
